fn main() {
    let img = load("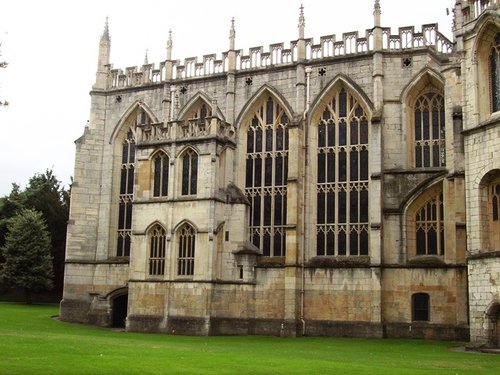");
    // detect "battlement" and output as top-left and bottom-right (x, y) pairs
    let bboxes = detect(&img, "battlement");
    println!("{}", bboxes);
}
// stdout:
(105, 22), (453, 90)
